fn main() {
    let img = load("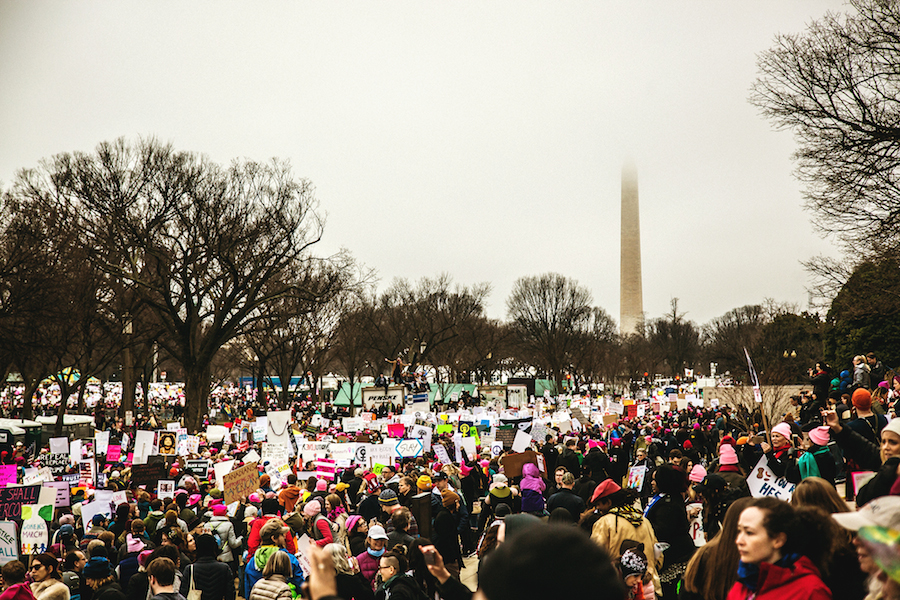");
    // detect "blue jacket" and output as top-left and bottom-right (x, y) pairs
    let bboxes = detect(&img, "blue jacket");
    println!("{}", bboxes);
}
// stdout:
(243, 547), (305, 594)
